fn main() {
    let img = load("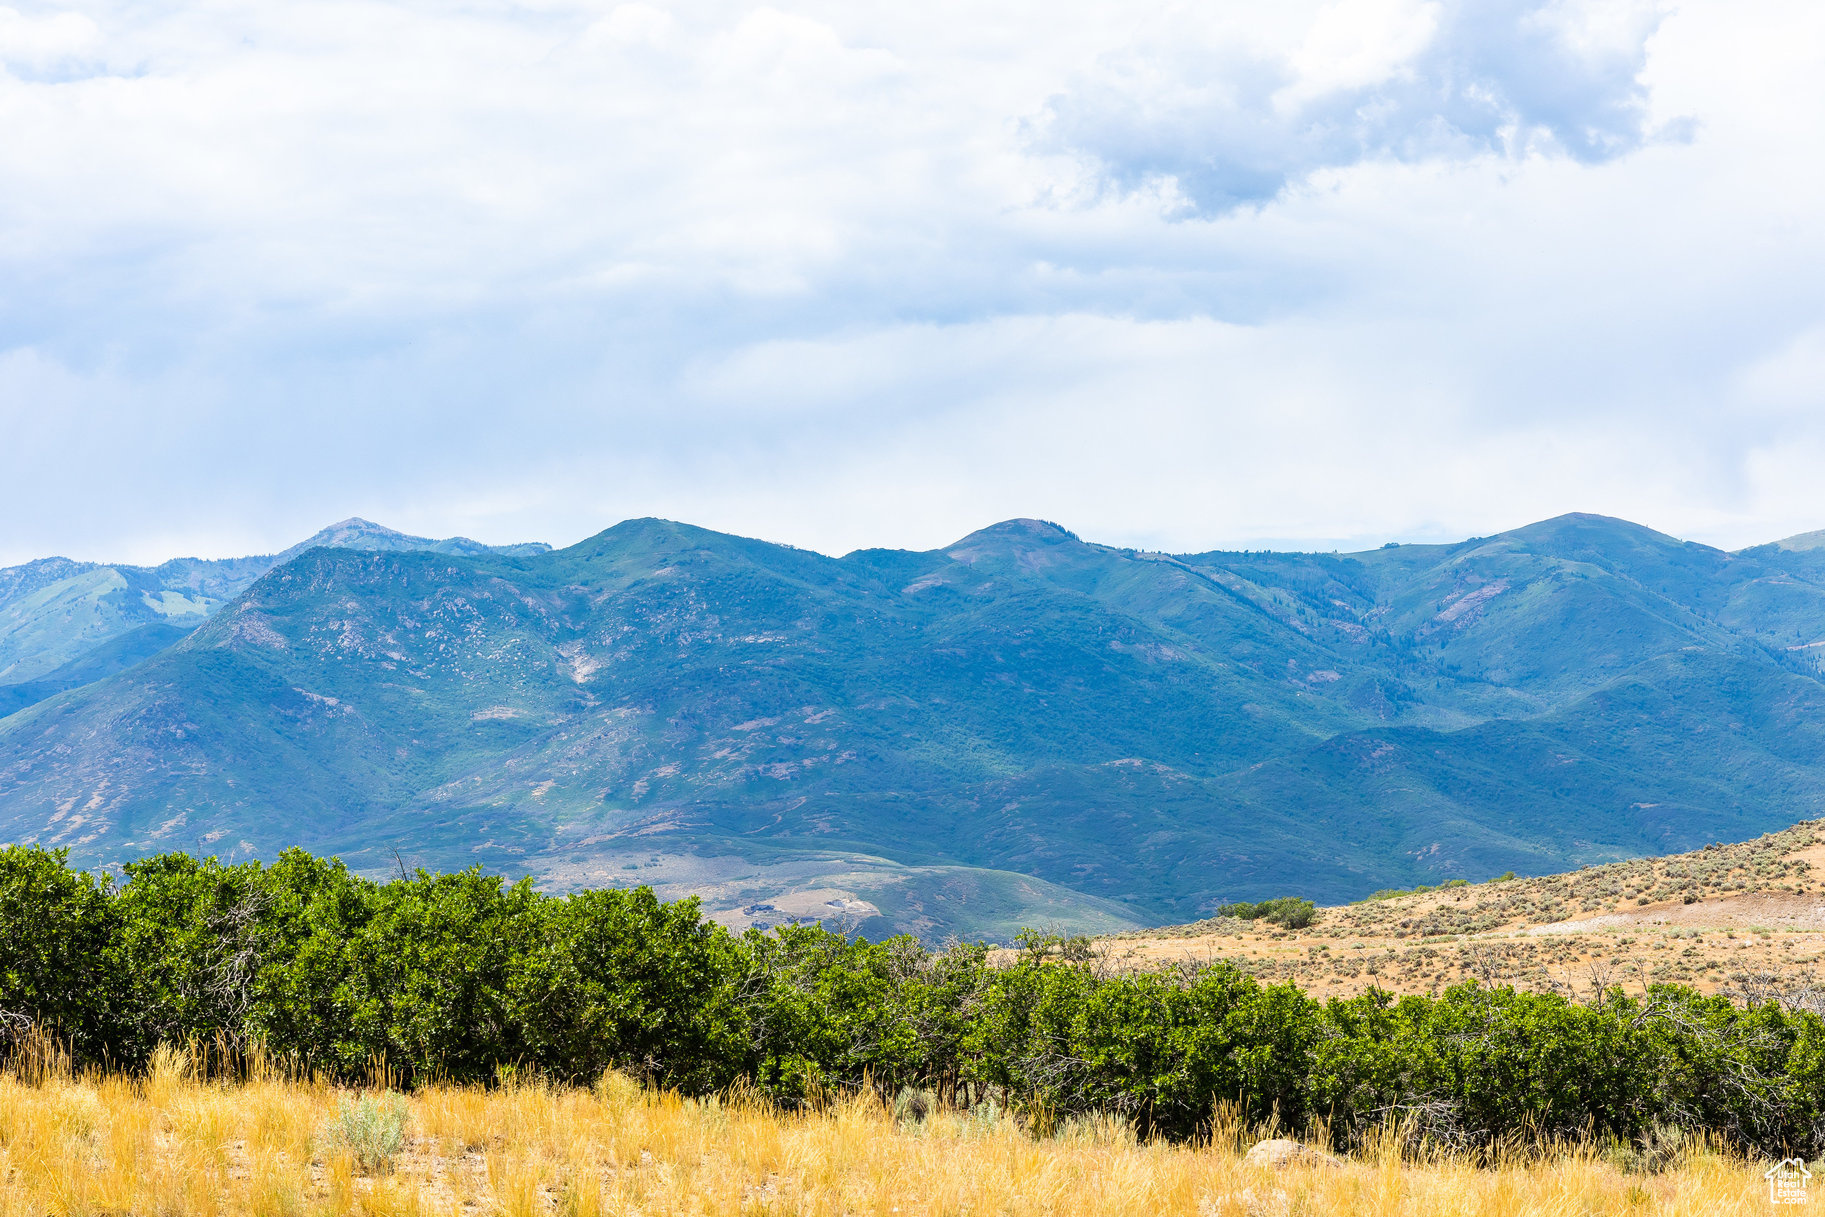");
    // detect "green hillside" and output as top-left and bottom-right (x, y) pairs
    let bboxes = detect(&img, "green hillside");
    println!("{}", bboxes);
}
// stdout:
(0, 623), (192, 719)
(0, 519), (551, 703)
(3, 512), (1825, 939)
